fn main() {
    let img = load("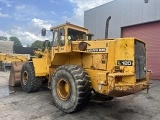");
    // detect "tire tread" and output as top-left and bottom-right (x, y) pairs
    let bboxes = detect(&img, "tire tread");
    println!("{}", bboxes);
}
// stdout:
(52, 64), (92, 113)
